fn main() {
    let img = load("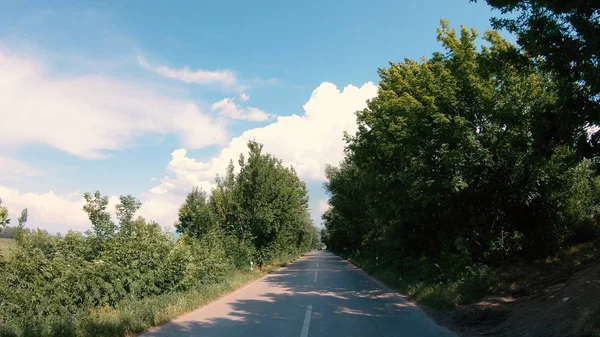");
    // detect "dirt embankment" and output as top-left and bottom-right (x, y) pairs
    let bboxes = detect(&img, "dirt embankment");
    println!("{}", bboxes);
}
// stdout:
(432, 242), (600, 337)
